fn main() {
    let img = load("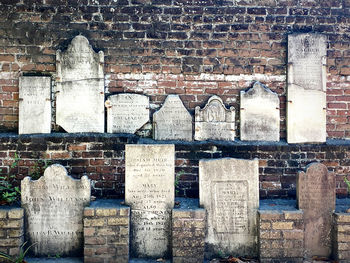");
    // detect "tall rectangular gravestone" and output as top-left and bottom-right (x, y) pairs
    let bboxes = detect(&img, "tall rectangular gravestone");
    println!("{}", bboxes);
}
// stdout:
(287, 33), (327, 143)
(19, 76), (51, 134)
(125, 144), (175, 258)
(56, 35), (104, 133)
(21, 164), (90, 256)
(199, 158), (259, 258)
(297, 163), (335, 258)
